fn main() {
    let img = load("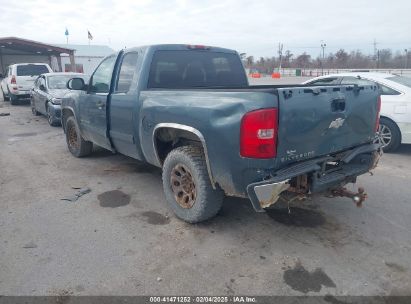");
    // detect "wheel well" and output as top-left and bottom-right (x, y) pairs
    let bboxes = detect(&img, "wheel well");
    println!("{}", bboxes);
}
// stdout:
(154, 128), (202, 164)
(380, 115), (402, 141)
(61, 109), (74, 132)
